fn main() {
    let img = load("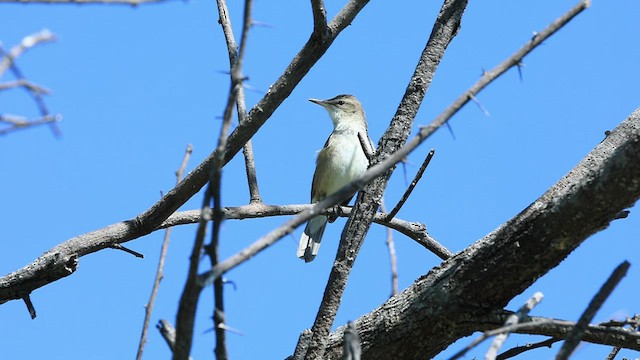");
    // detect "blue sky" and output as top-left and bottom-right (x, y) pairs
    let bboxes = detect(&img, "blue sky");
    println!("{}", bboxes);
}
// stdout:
(2, 1), (639, 359)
